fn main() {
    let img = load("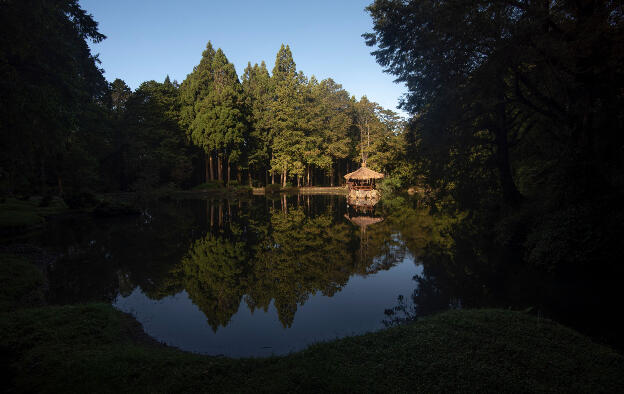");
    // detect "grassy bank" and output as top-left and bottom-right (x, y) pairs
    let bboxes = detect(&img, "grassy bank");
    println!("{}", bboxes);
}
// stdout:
(0, 197), (67, 235)
(1, 254), (623, 393)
